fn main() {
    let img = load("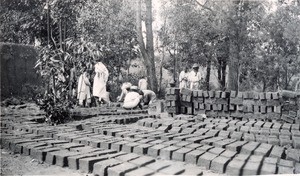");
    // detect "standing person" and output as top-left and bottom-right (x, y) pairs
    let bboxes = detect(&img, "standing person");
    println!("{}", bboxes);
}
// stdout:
(188, 63), (202, 90)
(179, 66), (189, 91)
(93, 60), (109, 106)
(138, 76), (148, 90)
(77, 66), (91, 107)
